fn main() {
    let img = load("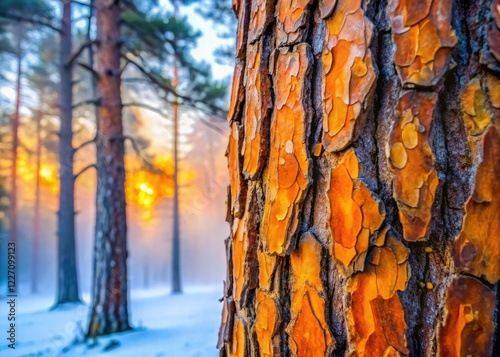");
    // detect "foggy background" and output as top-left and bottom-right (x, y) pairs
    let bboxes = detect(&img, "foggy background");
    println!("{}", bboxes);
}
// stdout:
(0, 1), (233, 299)
(0, 120), (229, 297)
